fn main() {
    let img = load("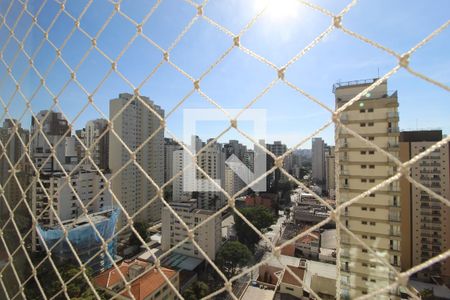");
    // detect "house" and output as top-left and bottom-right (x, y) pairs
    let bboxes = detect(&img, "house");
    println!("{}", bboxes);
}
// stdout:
(94, 259), (179, 300)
